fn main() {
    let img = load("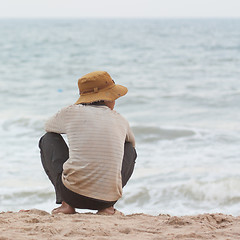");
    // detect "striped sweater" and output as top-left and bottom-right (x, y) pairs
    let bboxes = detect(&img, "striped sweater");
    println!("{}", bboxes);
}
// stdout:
(45, 104), (135, 201)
